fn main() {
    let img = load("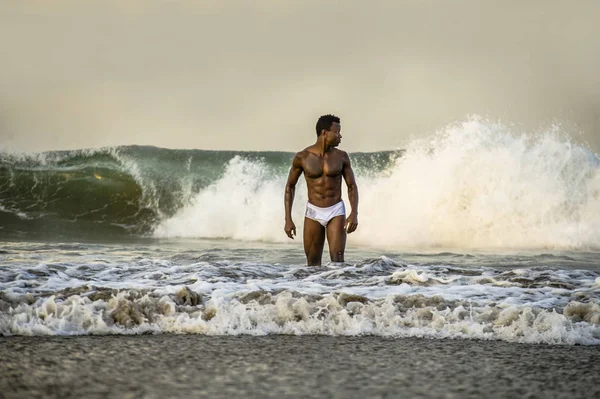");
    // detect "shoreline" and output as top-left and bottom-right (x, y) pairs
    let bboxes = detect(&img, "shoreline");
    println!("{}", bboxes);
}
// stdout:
(1, 334), (598, 399)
